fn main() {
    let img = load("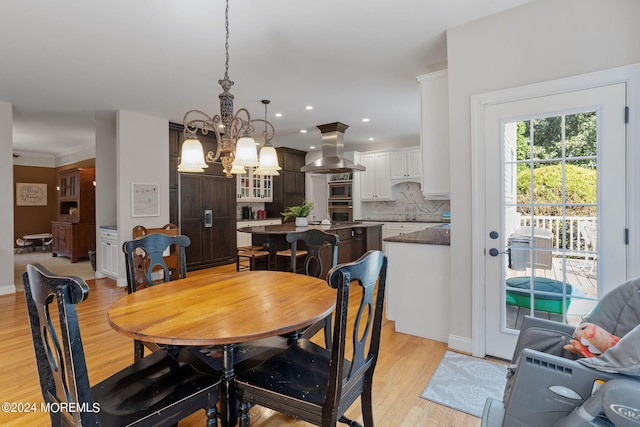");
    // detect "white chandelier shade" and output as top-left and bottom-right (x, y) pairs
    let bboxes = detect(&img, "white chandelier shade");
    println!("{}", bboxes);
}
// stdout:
(177, 138), (209, 172)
